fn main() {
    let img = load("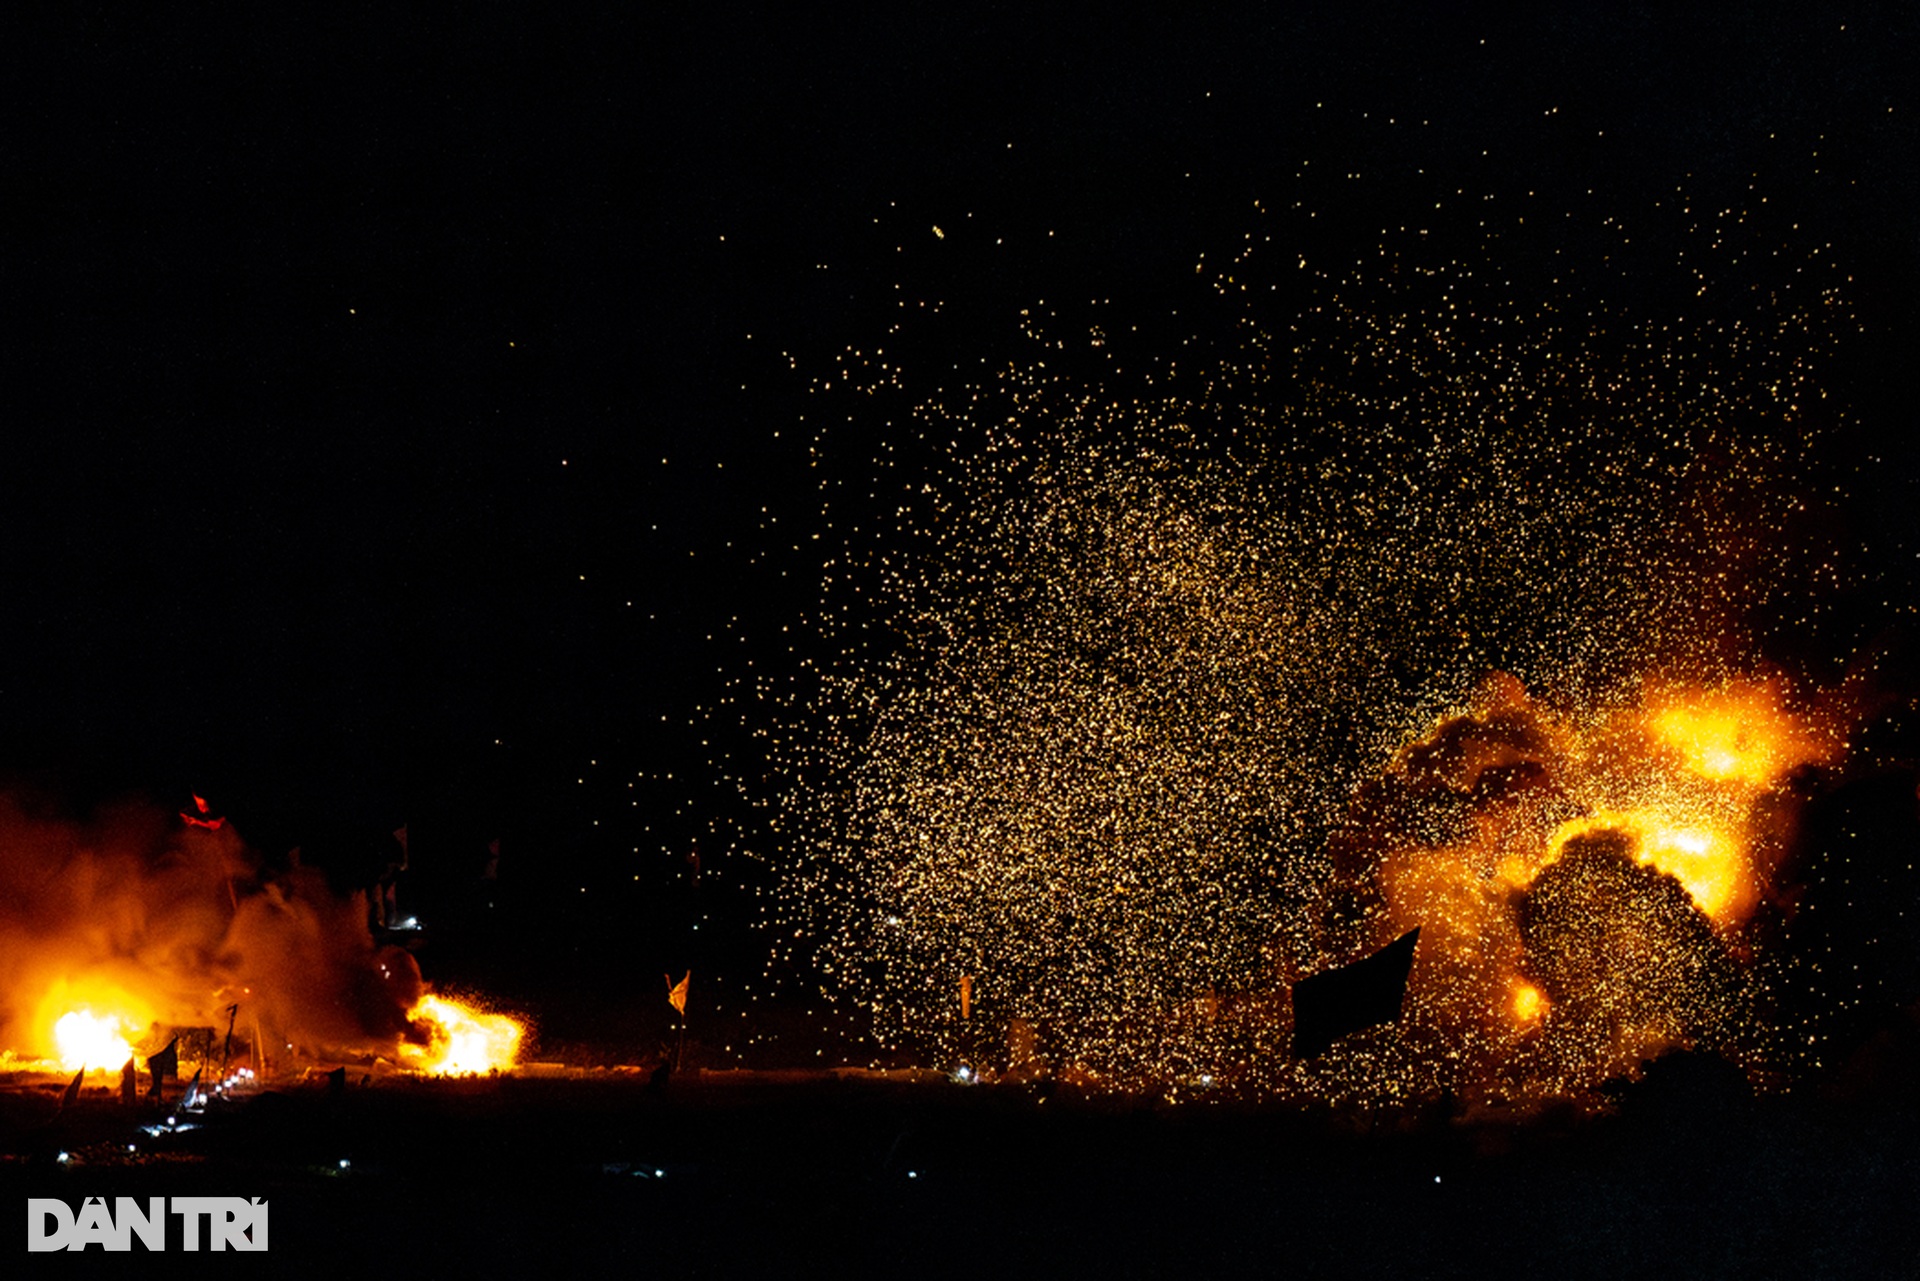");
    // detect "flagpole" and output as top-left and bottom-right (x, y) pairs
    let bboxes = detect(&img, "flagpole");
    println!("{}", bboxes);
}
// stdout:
(666, 971), (691, 1074)
(221, 1003), (239, 1078)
